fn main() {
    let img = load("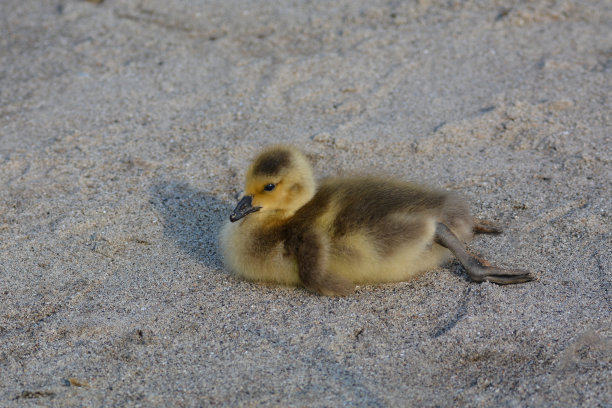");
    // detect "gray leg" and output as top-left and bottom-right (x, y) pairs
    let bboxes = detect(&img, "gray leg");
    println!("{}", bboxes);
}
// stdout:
(435, 223), (533, 285)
